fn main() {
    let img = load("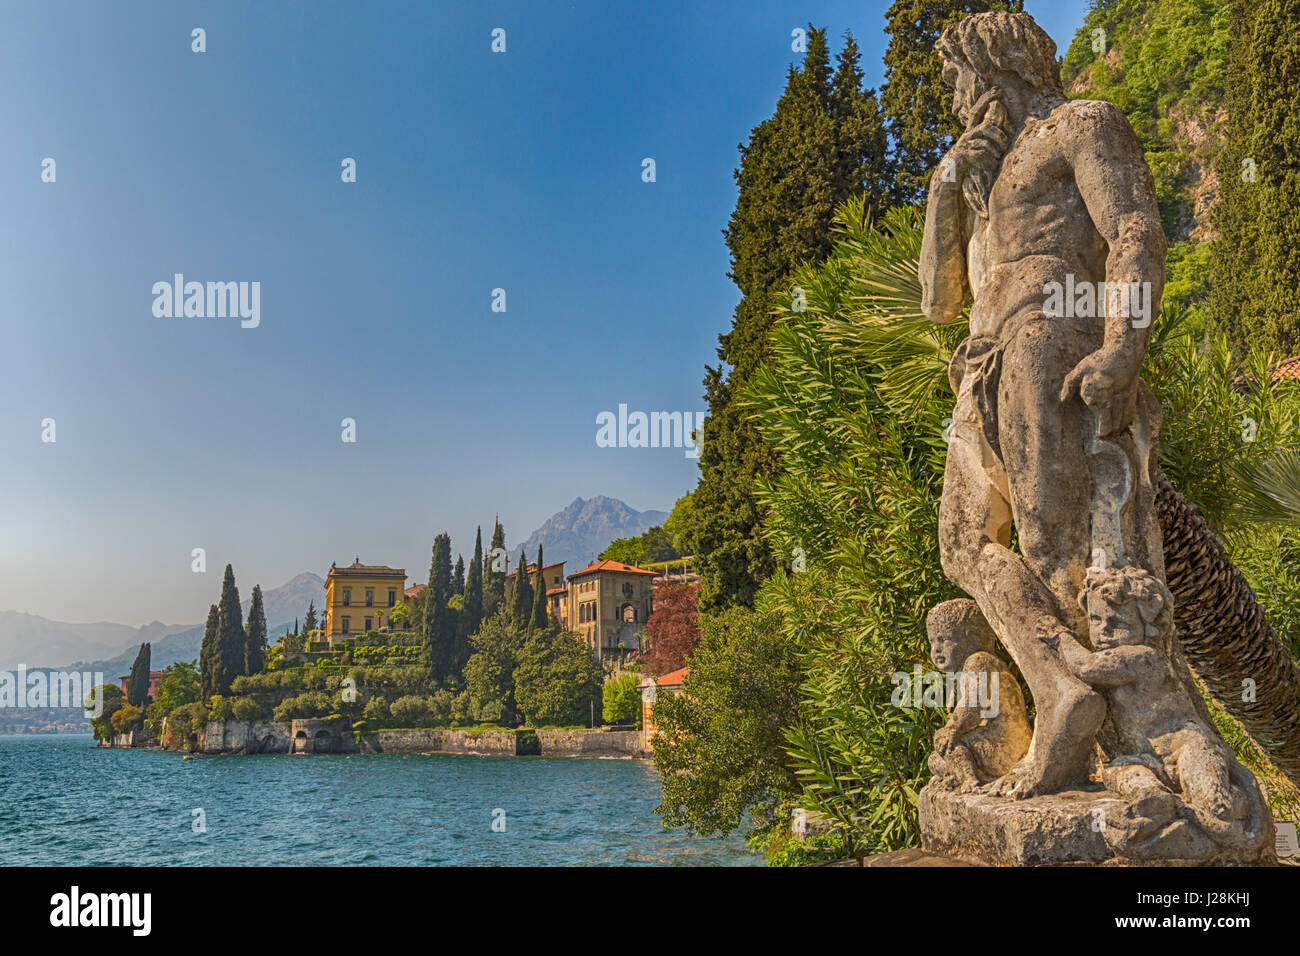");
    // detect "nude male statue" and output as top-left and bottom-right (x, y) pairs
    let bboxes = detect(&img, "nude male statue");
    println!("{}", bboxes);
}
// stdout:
(919, 12), (1167, 797)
